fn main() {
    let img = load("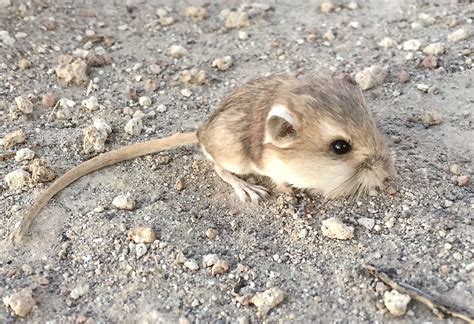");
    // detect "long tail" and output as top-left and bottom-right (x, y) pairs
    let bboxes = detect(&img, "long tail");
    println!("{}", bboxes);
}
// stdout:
(10, 131), (198, 244)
